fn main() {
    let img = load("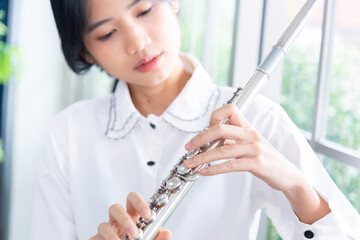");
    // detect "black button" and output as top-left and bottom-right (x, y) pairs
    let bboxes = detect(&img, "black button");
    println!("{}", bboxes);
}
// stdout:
(304, 230), (314, 239)
(149, 123), (156, 129)
(147, 161), (155, 166)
